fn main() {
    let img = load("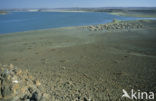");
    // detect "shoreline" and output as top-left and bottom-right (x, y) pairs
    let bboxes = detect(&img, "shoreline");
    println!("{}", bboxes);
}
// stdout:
(39, 10), (88, 12)
(0, 19), (155, 35)
(109, 12), (156, 18)
(1, 11), (156, 35)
